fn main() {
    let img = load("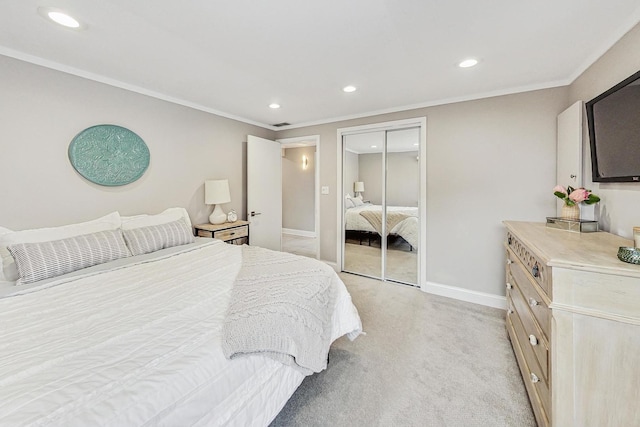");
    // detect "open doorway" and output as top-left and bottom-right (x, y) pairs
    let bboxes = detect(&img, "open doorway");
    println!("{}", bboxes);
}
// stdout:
(277, 135), (320, 259)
